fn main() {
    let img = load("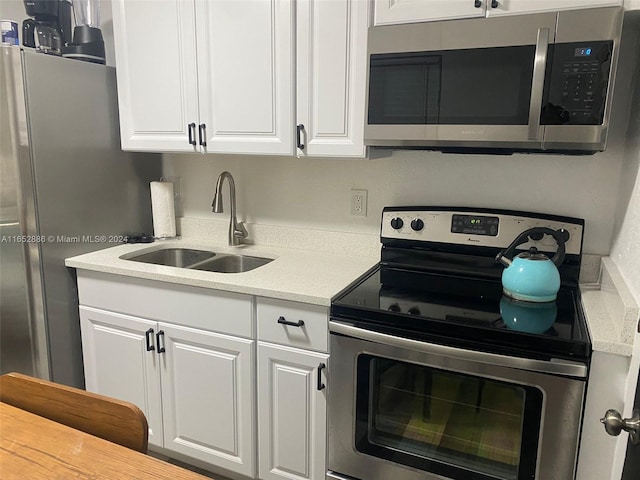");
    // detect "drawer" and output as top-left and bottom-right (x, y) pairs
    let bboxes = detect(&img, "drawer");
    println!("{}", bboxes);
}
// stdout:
(257, 297), (328, 352)
(77, 270), (253, 338)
